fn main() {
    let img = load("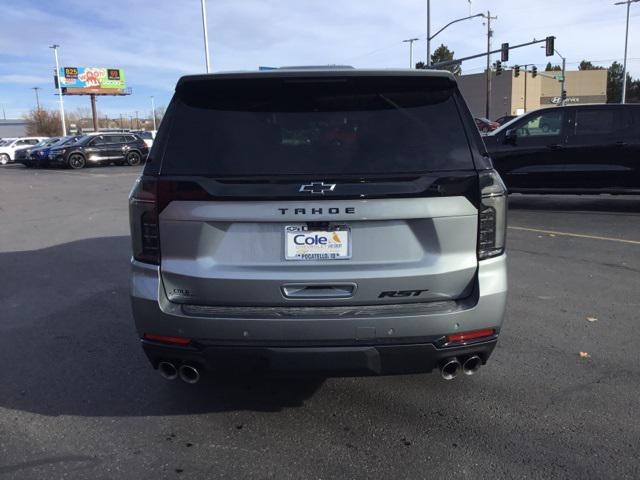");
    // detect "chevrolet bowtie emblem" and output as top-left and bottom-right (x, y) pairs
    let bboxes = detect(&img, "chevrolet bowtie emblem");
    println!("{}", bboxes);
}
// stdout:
(299, 182), (336, 194)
